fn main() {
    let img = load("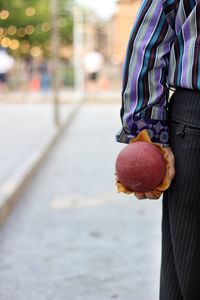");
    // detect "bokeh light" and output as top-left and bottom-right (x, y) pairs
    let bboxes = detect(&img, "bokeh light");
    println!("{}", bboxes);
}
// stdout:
(10, 39), (20, 50)
(20, 41), (31, 53)
(25, 7), (36, 17)
(17, 28), (26, 38)
(0, 10), (9, 20)
(1, 37), (11, 47)
(25, 25), (35, 35)
(58, 18), (67, 28)
(8, 26), (17, 35)
(30, 46), (42, 57)
(41, 22), (51, 32)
